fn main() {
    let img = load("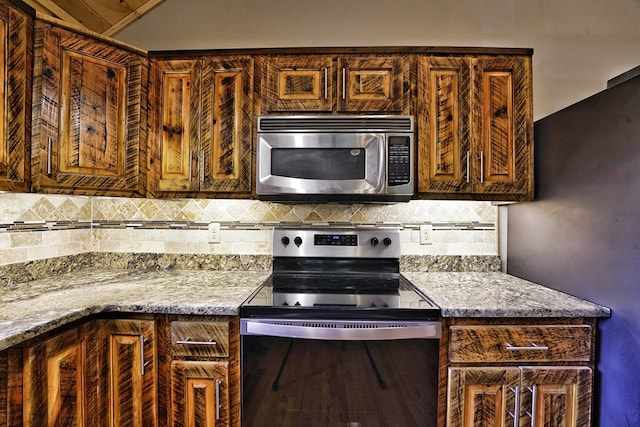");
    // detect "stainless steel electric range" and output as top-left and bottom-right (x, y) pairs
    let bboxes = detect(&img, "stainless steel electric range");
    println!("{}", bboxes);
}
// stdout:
(240, 227), (441, 427)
